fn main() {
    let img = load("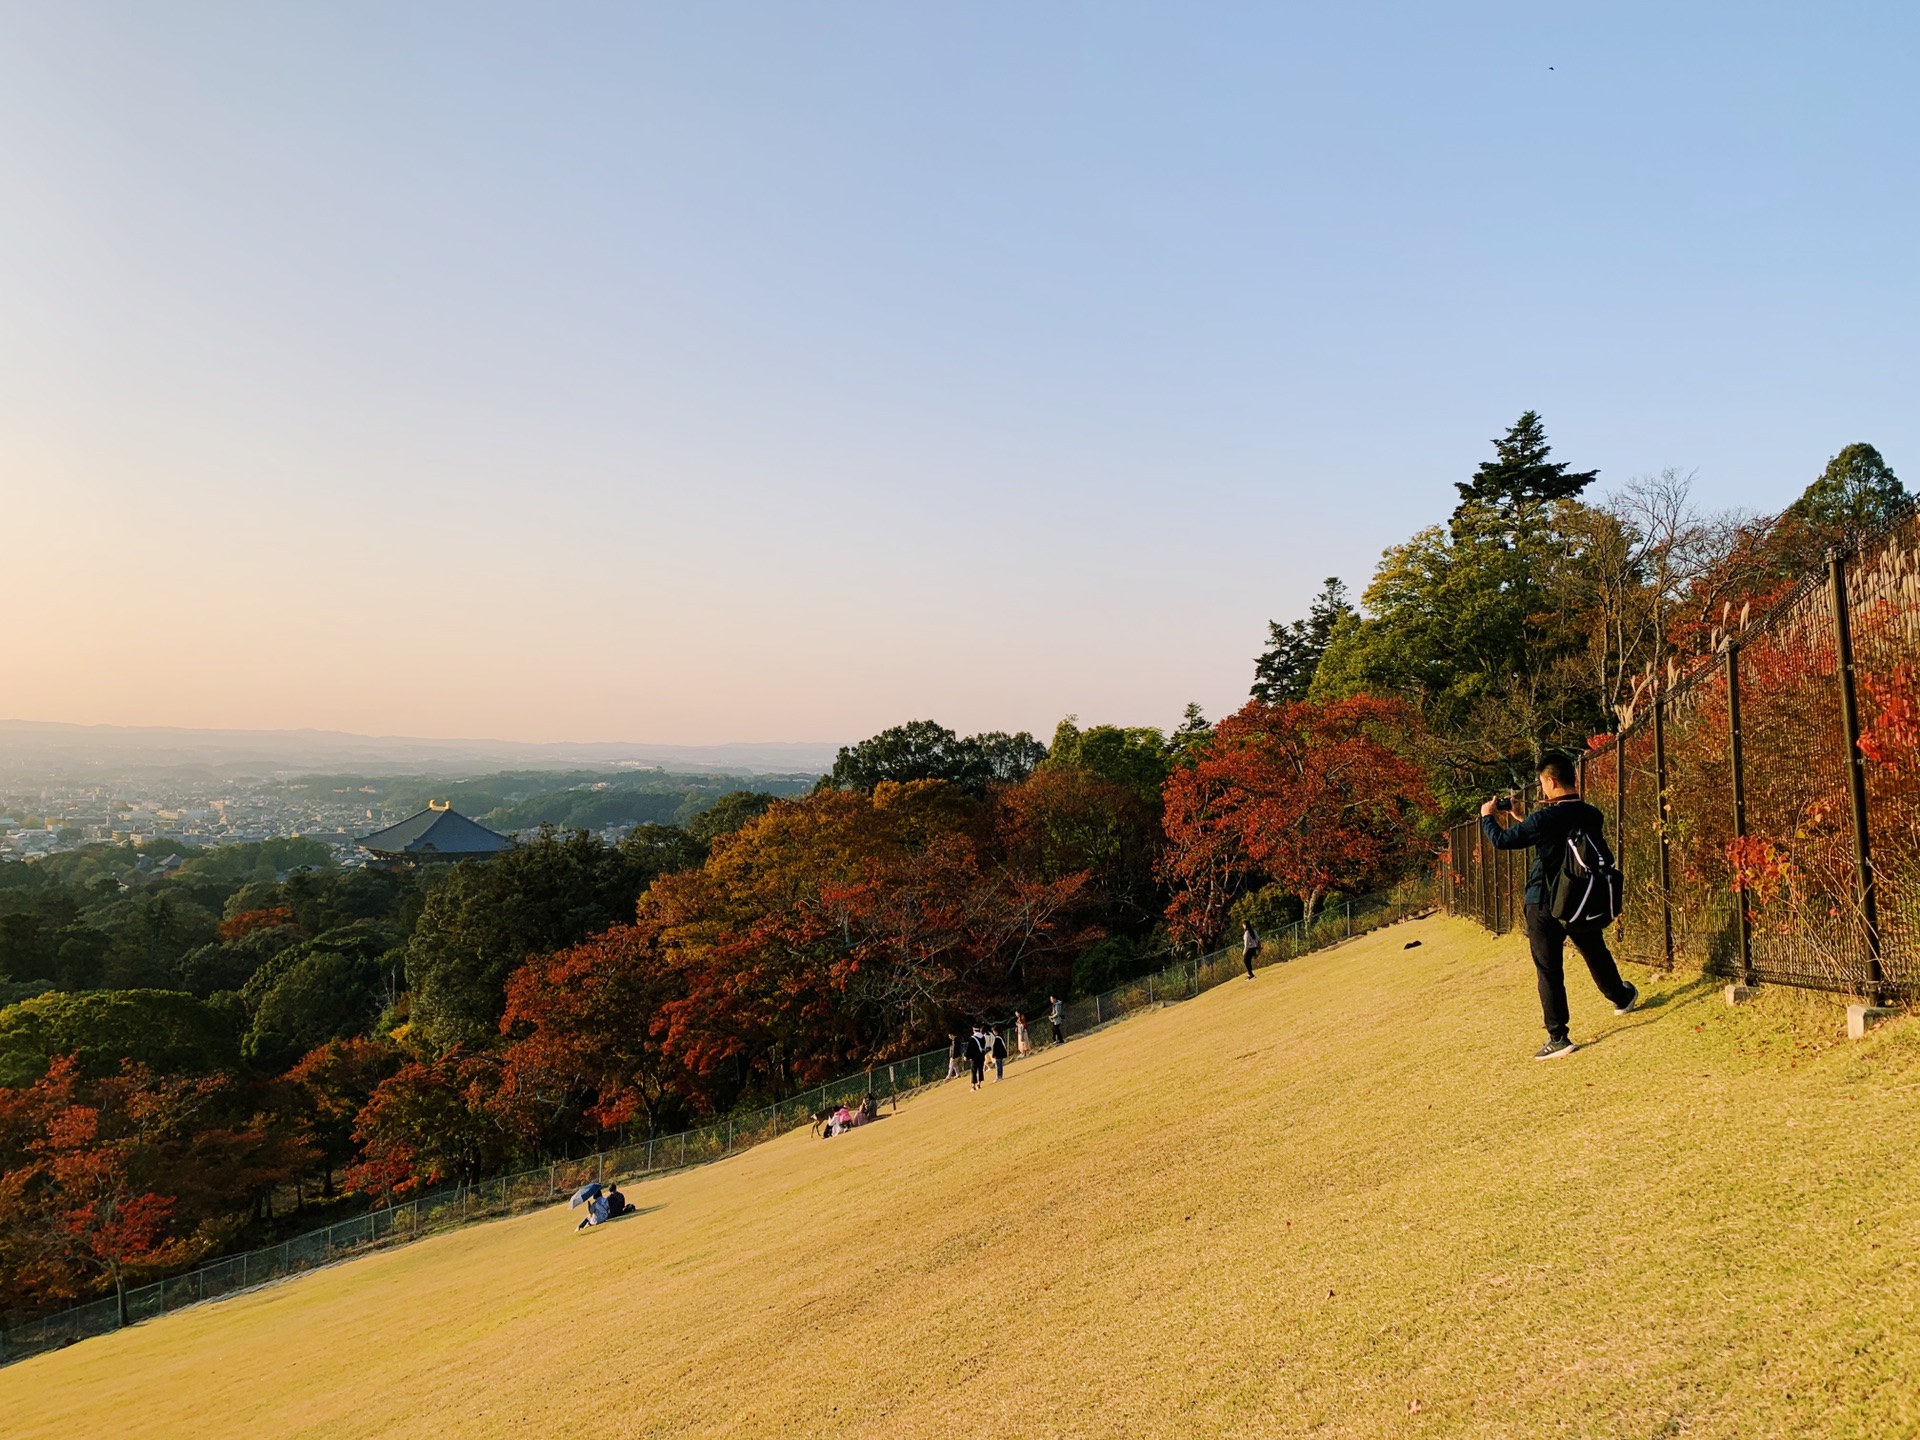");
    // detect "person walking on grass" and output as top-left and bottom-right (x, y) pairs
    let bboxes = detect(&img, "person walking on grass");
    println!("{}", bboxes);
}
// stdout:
(1015, 1012), (1030, 1058)
(1241, 921), (1261, 980)
(947, 1031), (962, 1081)
(1049, 995), (1065, 1045)
(1481, 750), (1638, 1060)
(990, 1027), (1008, 1082)
(965, 1027), (987, 1090)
